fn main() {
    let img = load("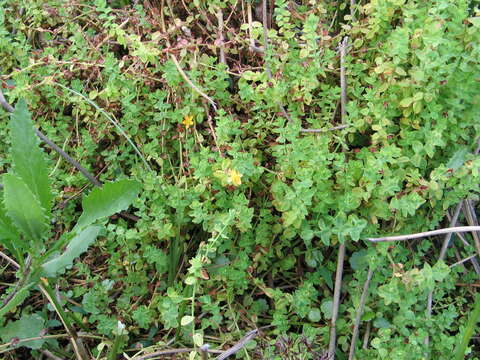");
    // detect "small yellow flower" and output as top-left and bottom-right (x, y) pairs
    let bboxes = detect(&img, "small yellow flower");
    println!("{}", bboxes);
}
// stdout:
(227, 169), (242, 186)
(182, 115), (194, 129)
